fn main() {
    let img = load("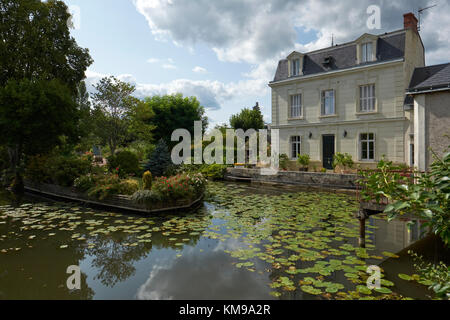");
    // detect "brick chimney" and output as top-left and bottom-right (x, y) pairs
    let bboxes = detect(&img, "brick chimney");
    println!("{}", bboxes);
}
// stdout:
(404, 12), (418, 33)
